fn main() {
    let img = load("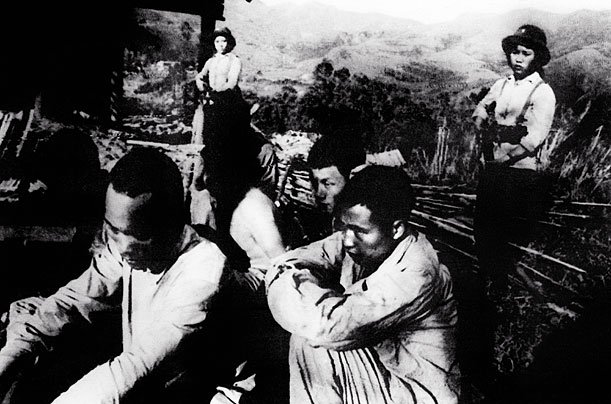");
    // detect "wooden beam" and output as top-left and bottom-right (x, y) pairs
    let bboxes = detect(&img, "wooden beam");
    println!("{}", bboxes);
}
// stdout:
(508, 243), (588, 274)
(126, 139), (203, 154)
(0, 225), (76, 242)
(518, 263), (579, 295)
